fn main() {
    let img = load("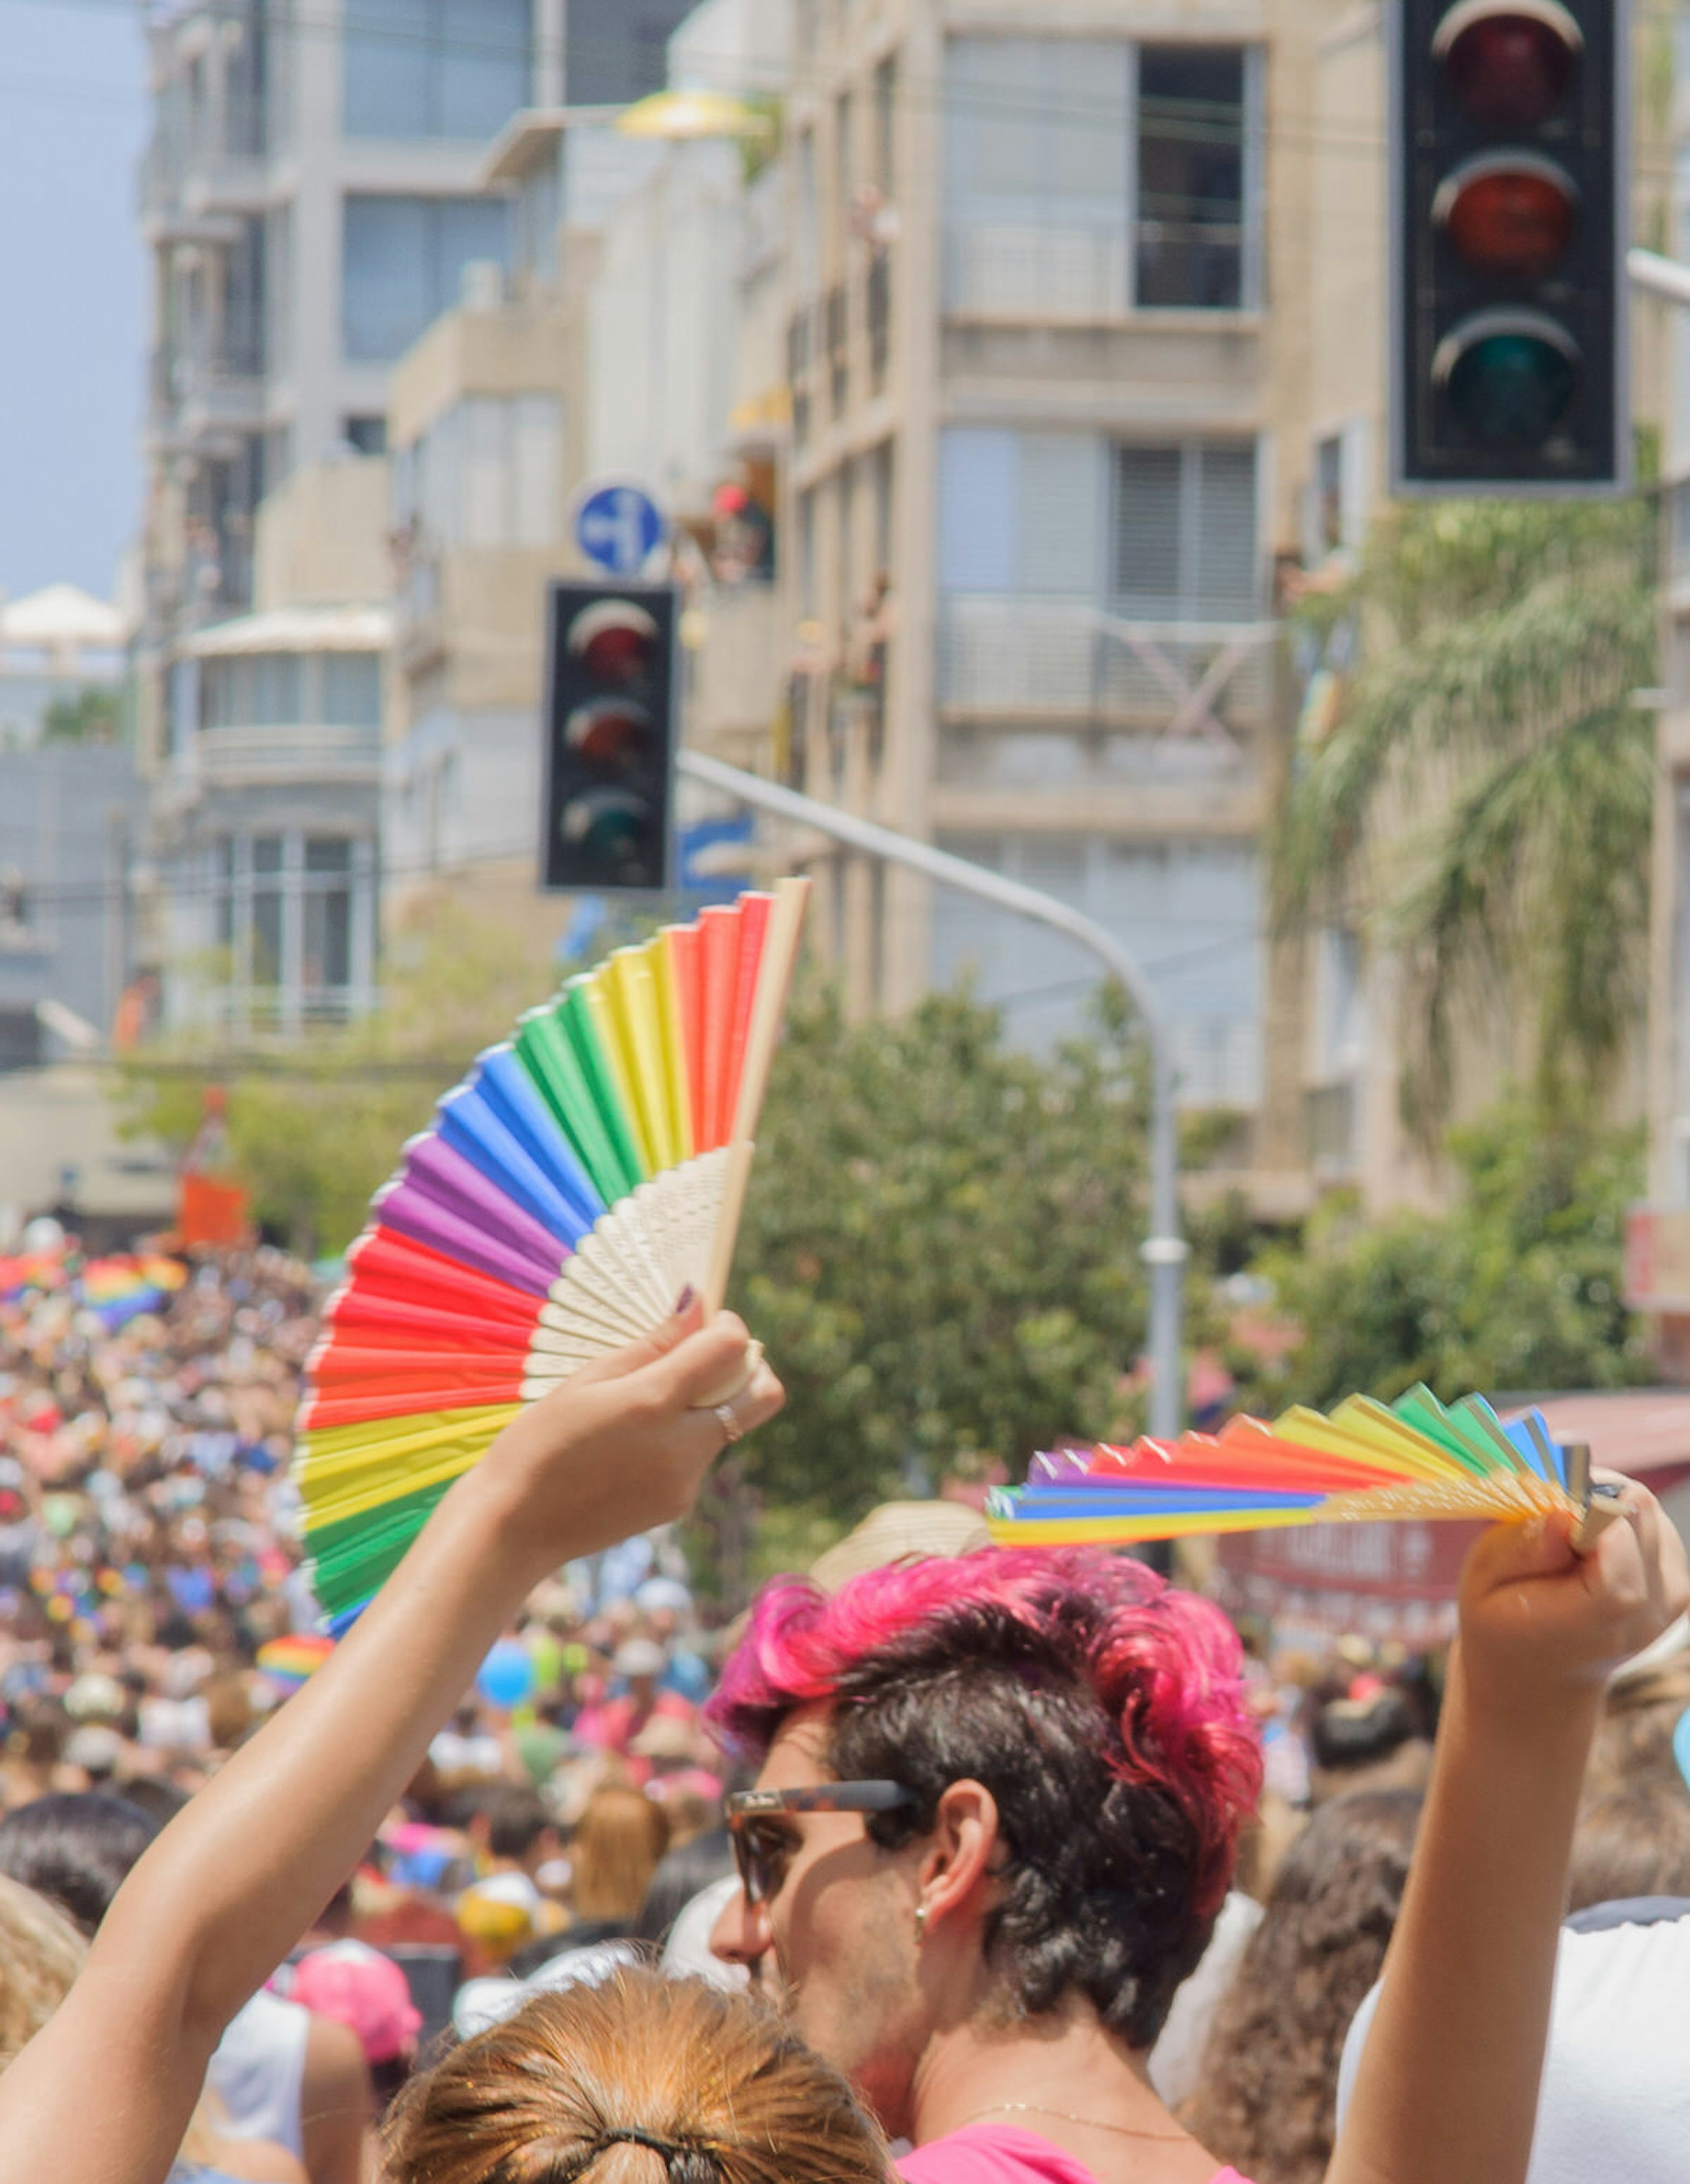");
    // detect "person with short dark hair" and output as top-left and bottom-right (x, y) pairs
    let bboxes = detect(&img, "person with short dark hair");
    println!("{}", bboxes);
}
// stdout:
(0, 1794), (157, 1936)
(707, 1500), (1688, 2184)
